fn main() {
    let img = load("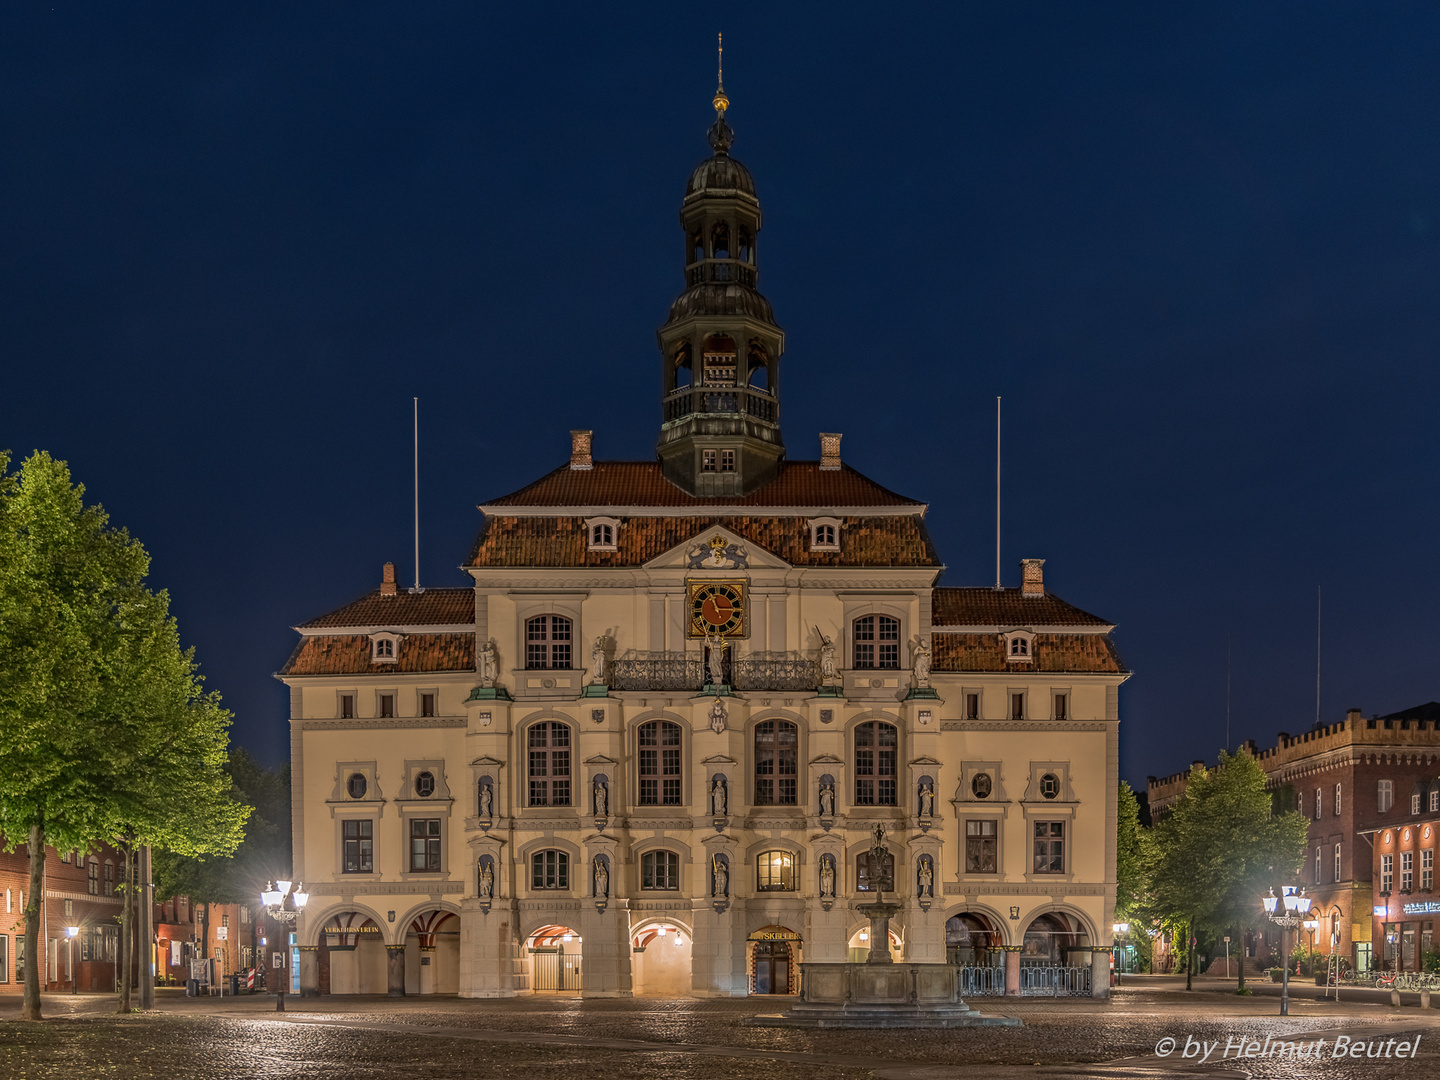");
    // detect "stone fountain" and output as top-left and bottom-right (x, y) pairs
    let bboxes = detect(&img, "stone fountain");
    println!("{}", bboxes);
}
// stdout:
(746, 826), (1019, 1029)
